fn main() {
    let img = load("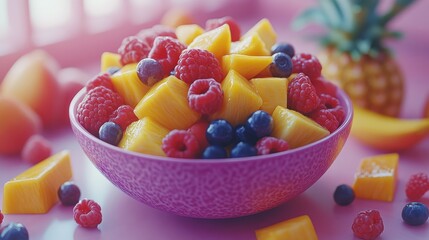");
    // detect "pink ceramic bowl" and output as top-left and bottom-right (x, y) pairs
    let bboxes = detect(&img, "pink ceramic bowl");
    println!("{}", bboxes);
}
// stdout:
(70, 88), (353, 219)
